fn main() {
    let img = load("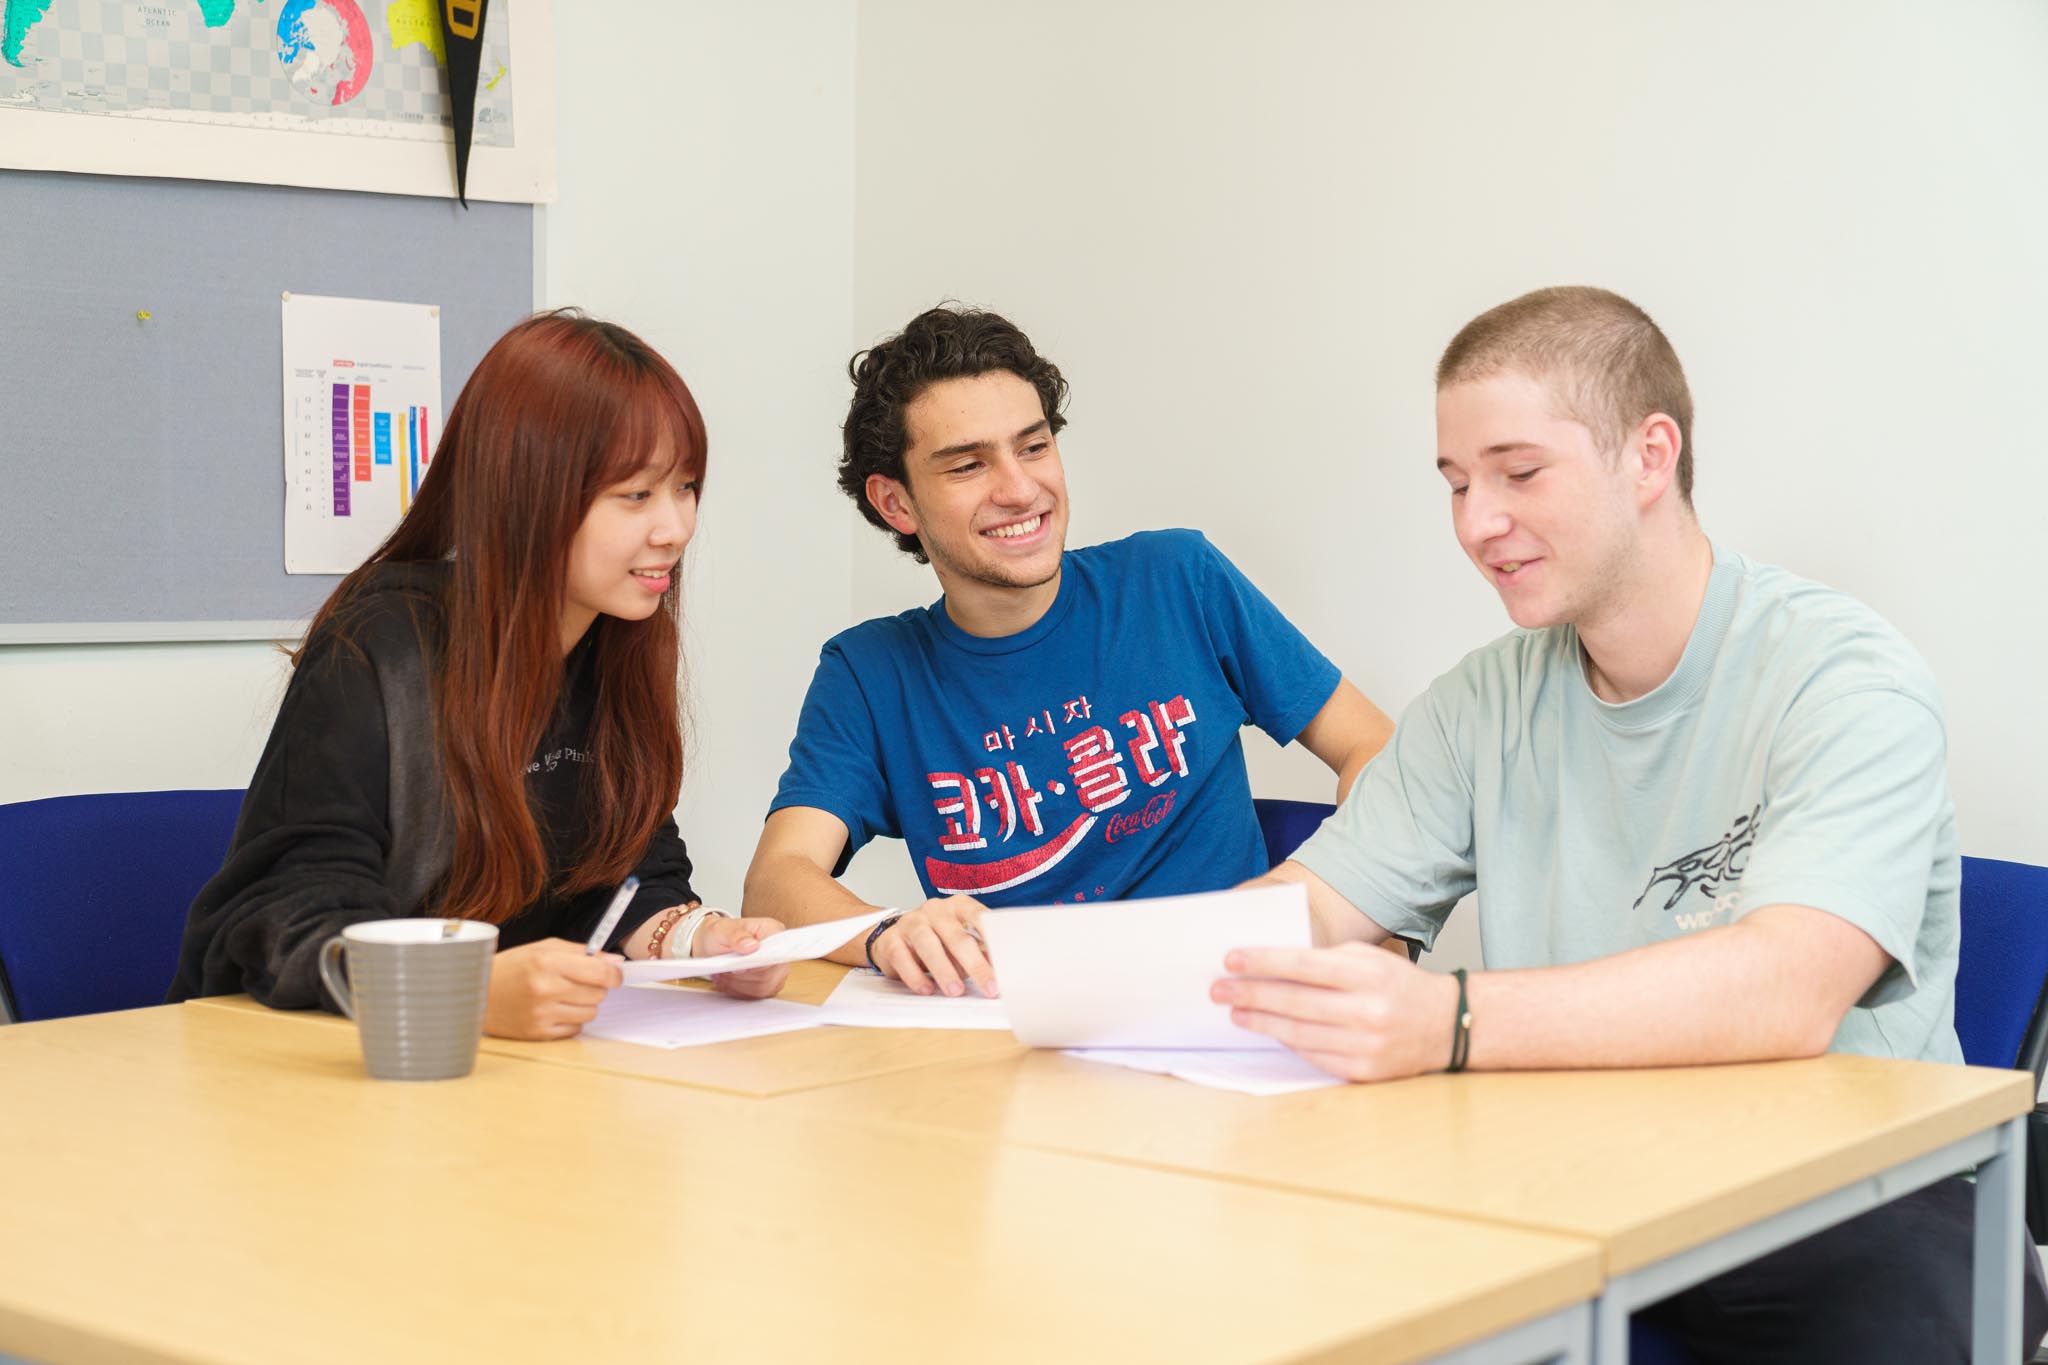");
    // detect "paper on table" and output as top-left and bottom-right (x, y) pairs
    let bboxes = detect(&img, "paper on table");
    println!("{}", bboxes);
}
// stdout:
(980, 883), (1313, 1051)
(817, 969), (1012, 1031)
(1065, 1047), (1342, 1096)
(617, 907), (897, 984)
(581, 984), (825, 1049)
